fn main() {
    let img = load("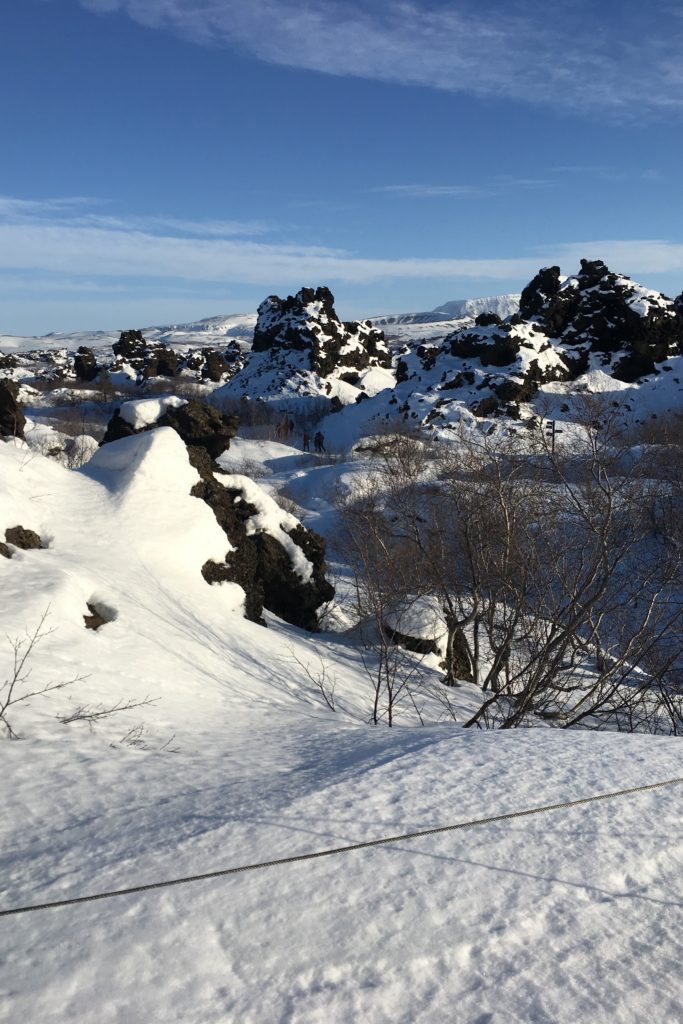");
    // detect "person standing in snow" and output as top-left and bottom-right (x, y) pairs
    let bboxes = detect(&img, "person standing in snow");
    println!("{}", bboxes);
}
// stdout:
(314, 431), (325, 453)
(303, 431), (310, 452)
